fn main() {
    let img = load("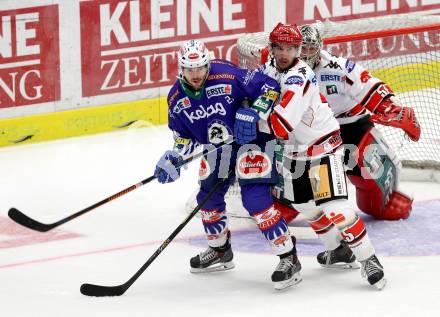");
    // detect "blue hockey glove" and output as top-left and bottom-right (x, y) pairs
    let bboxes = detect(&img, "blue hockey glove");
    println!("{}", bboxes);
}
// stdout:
(234, 108), (260, 145)
(154, 150), (183, 184)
